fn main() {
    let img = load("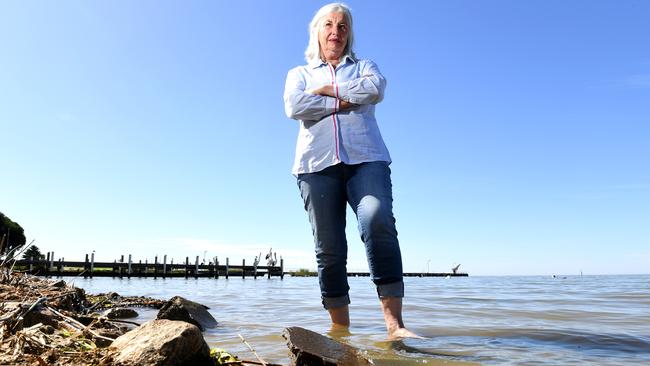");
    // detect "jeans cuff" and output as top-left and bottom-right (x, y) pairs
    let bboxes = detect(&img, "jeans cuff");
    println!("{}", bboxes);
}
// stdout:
(377, 281), (404, 298)
(322, 294), (350, 309)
